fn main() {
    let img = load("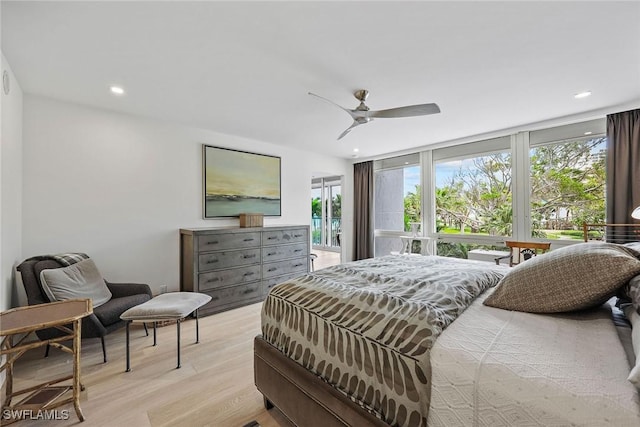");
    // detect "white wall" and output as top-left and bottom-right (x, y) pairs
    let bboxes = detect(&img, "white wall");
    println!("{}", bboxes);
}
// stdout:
(1, 53), (23, 311)
(22, 95), (352, 295)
